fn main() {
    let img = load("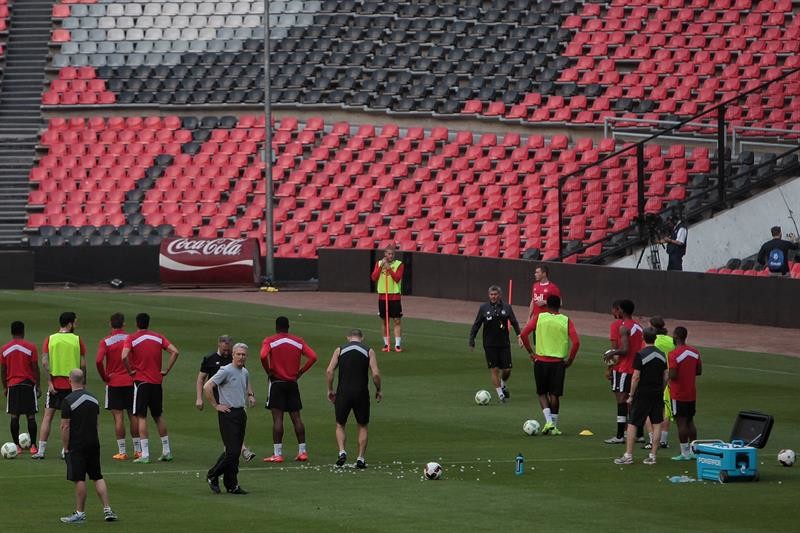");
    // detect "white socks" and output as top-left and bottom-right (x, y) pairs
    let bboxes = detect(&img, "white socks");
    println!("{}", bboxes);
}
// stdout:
(133, 438), (142, 453)
(551, 413), (560, 426)
(160, 436), (171, 455)
(495, 387), (504, 399)
(383, 337), (389, 346)
(298, 442), (307, 454)
(38, 441), (47, 455)
(141, 439), (150, 458)
(660, 431), (669, 445)
(117, 439), (126, 455)
(542, 408), (553, 424)
(680, 442), (690, 456)
(395, 337), (401, 348)
(274, 443), (283, 456)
